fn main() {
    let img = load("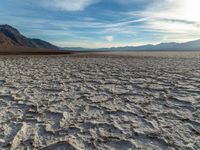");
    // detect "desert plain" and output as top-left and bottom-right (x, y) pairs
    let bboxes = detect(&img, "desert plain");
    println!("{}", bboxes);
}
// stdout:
(0, 52), (200, 150)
